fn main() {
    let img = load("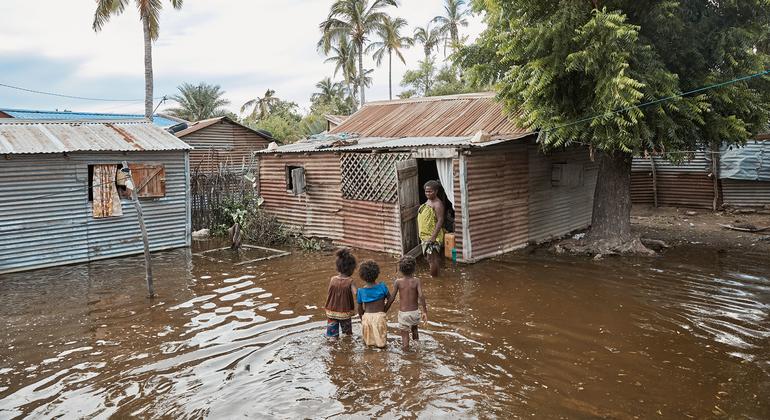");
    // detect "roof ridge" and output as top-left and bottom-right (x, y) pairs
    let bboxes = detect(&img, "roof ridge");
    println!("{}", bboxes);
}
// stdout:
(363, 92), (496, 106)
